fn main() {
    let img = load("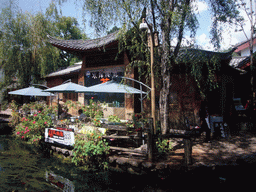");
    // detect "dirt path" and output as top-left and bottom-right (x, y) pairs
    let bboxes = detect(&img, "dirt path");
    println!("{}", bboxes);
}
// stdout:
(170, 132), (256, 167)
